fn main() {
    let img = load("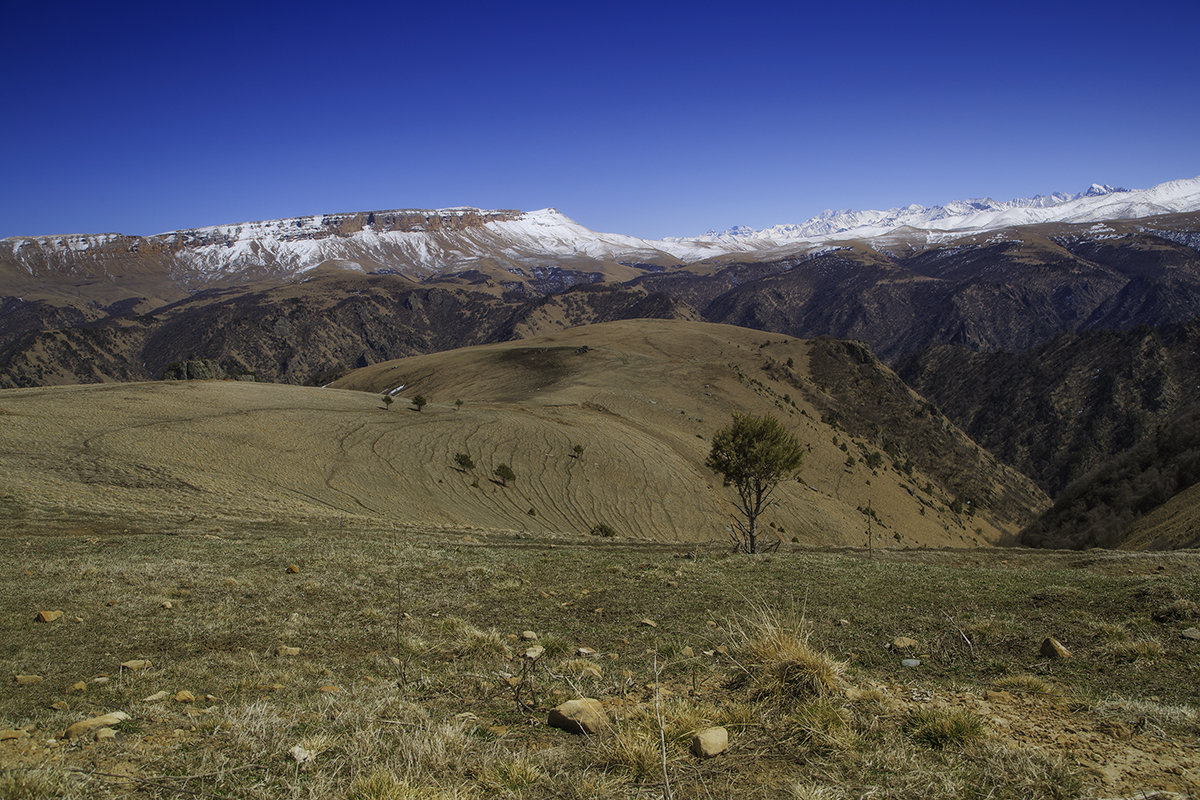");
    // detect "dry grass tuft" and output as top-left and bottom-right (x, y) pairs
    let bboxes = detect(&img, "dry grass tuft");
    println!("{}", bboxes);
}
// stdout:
(595, 725), (661, 783)
(902, 707), (984, 749)
(347, 771), (466, 800)
(728, 601), (846, 701)
(994, 675), (1054, 694)
(1105, 638), (1163, 662)
(475, 753), (547, 797)
(782, 700), (857, 753)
